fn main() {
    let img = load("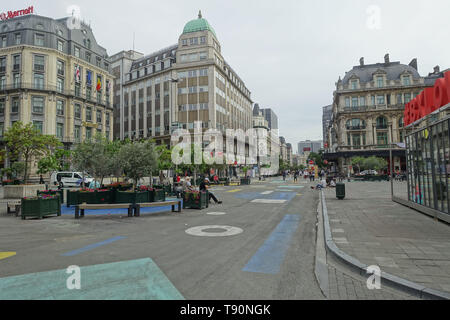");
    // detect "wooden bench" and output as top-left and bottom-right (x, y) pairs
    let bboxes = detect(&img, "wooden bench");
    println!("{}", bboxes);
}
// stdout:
(75, 203), (134, 219)
(134, 200), (182, 217)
